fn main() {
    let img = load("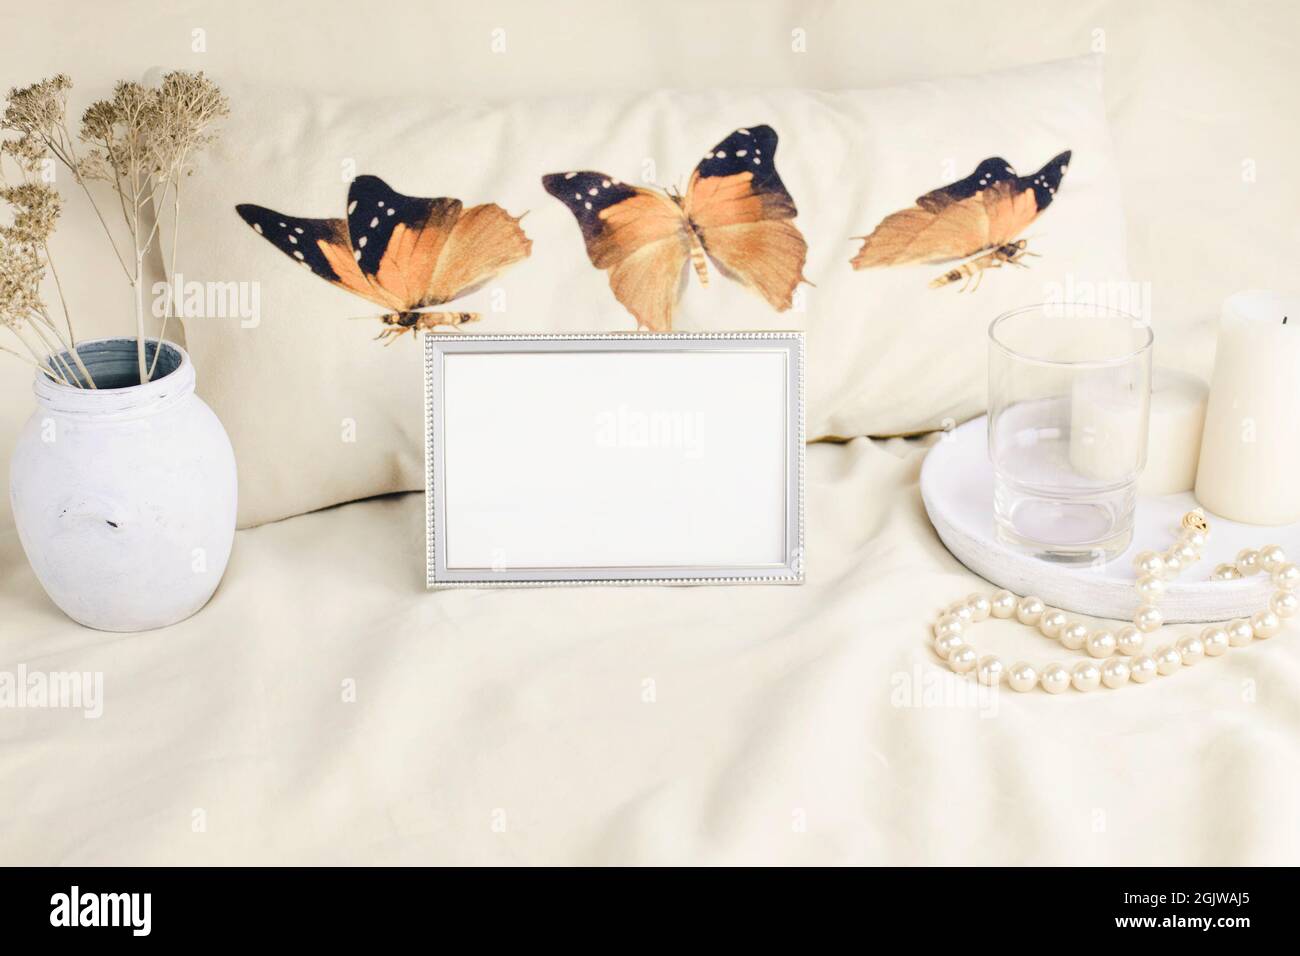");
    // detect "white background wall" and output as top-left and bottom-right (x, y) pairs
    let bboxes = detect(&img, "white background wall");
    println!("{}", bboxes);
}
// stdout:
(2, 0), (1297, 529)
